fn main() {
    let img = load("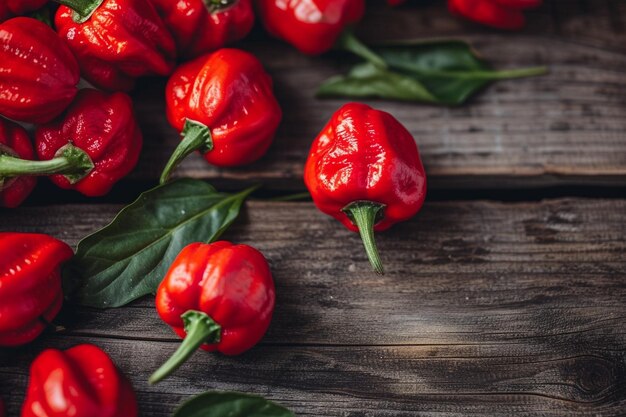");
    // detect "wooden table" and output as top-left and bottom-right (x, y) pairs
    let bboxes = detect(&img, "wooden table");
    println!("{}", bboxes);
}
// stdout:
(2, 1), (625, 415)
